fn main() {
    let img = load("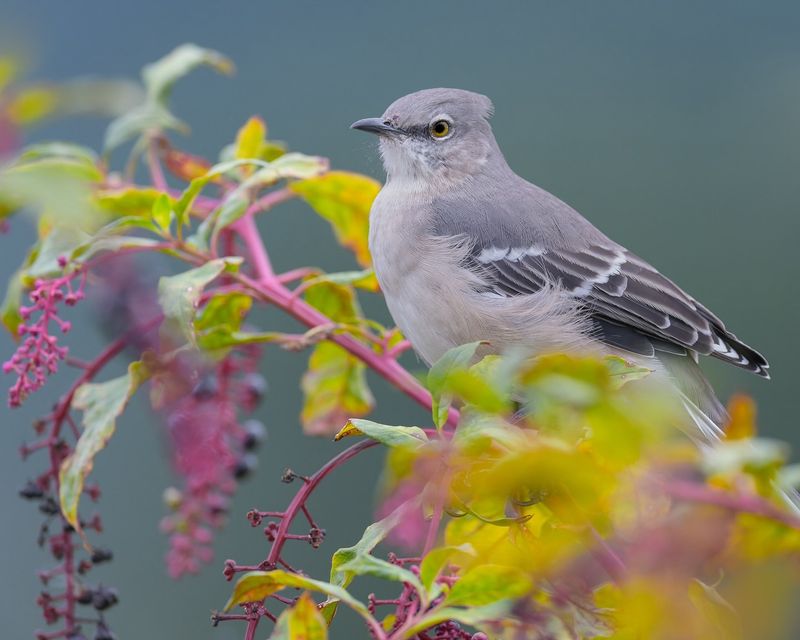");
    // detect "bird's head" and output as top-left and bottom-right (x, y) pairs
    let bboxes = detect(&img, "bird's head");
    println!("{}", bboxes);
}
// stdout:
(351, 88), (498, 184)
